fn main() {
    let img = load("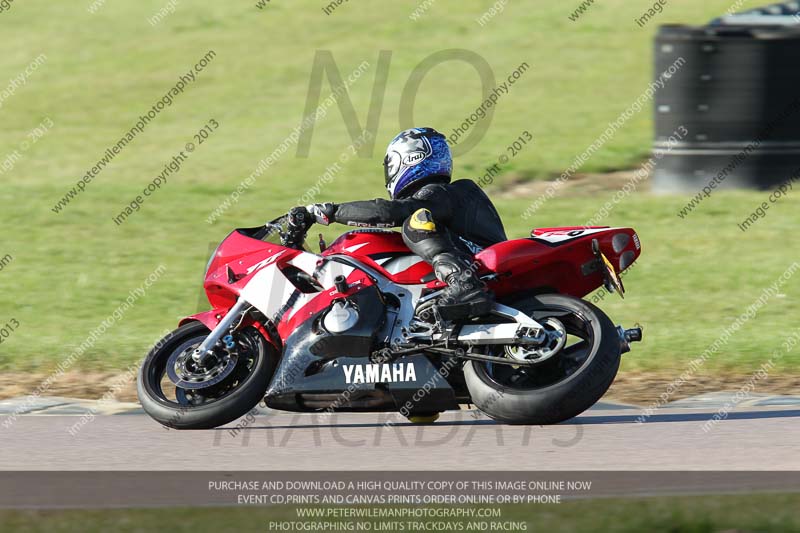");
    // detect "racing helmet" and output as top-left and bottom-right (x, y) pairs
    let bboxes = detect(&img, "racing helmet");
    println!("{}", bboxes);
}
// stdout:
(383, 127), (452, 199)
